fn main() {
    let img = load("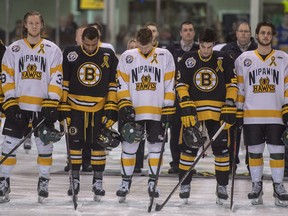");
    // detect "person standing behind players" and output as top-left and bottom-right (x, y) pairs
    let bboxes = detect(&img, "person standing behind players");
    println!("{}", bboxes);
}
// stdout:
(61, 26), (118, 201)
(166, 20), (199, 174)
(0, 11), (63, 203)
(235, 21), (288, 207)
(116, 27), (175, 202)
(221, 22), (258, 173)
(176, 27), (237, 204)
